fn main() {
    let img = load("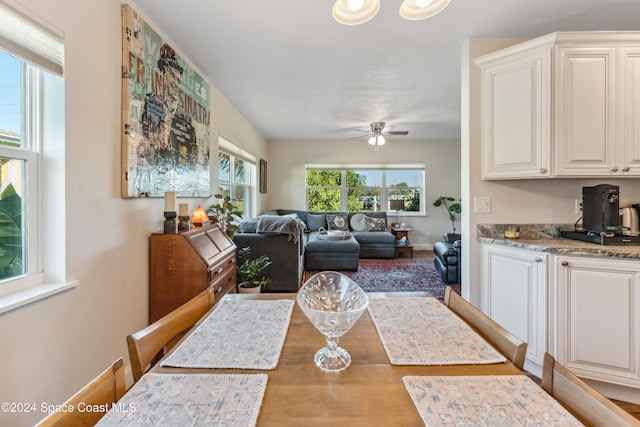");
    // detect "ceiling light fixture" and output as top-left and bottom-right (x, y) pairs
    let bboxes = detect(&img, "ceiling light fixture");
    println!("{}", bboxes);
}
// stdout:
(399, 0), (450, 20)
(332, 0), (380, 25)
(333, 0), (450, 25)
